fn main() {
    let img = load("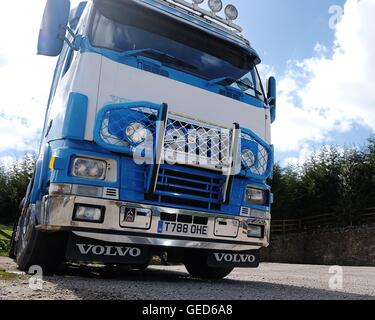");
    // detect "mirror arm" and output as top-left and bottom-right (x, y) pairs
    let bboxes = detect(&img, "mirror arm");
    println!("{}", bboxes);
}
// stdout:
(65, 25), (75, 38)
(60, 25), (81, 51)
(267, 97), (276, 107)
